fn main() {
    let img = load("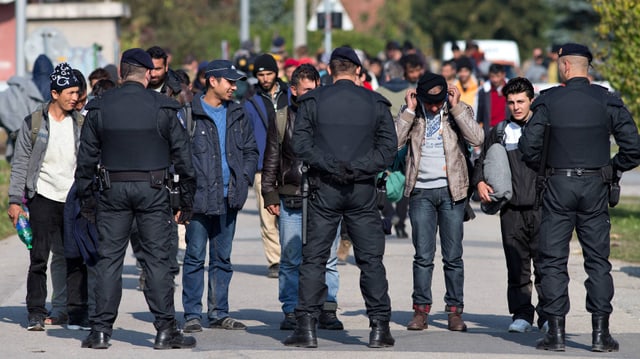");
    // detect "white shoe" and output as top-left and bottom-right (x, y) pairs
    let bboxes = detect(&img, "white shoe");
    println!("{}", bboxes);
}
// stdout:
(539, 321), (549, 334)
(508, 319), (532, 333)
